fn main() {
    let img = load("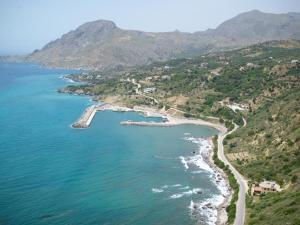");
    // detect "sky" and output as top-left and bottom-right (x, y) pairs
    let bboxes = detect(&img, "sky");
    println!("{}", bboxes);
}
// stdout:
(0, 0), (300, 55)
